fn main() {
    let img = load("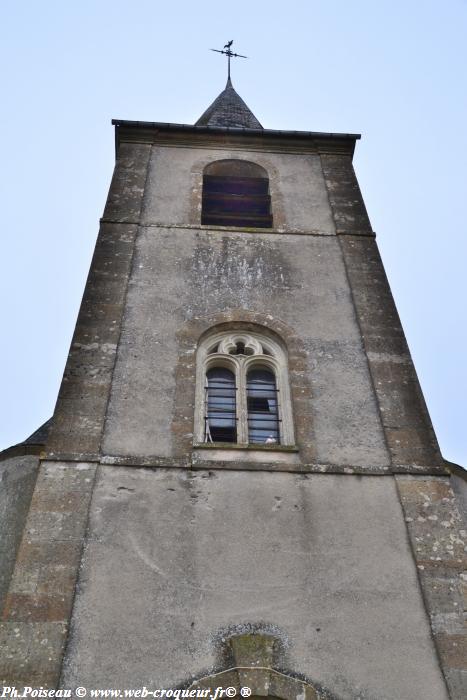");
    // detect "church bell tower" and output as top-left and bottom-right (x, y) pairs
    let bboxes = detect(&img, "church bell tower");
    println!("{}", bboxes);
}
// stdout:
(1, 56), (466, 699)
